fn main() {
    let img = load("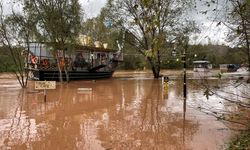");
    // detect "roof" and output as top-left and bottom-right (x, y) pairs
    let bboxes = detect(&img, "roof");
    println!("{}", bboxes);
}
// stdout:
(27, 42), (117, 53)
(193, 60), (210, 64)
(74, 45), (117, 52)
